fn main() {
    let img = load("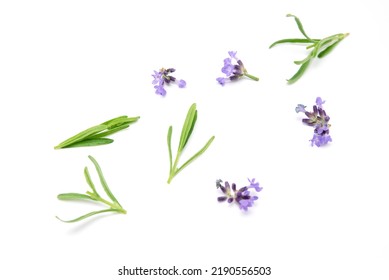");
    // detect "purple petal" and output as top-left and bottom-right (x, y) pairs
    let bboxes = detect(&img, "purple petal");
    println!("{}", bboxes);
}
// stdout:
(154, 85), (166, 96)
(247, 178), (262, 192)
(222, 64), (234, 76)
(178, 79), (186, 88)
(295, 104), (307, 113)
(316, 97), (325, 108)
(310, 134), (332, 147)
(223, 58), (232, 66)
(228, 51), (237, 59)
(216, 77), (227, 86)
